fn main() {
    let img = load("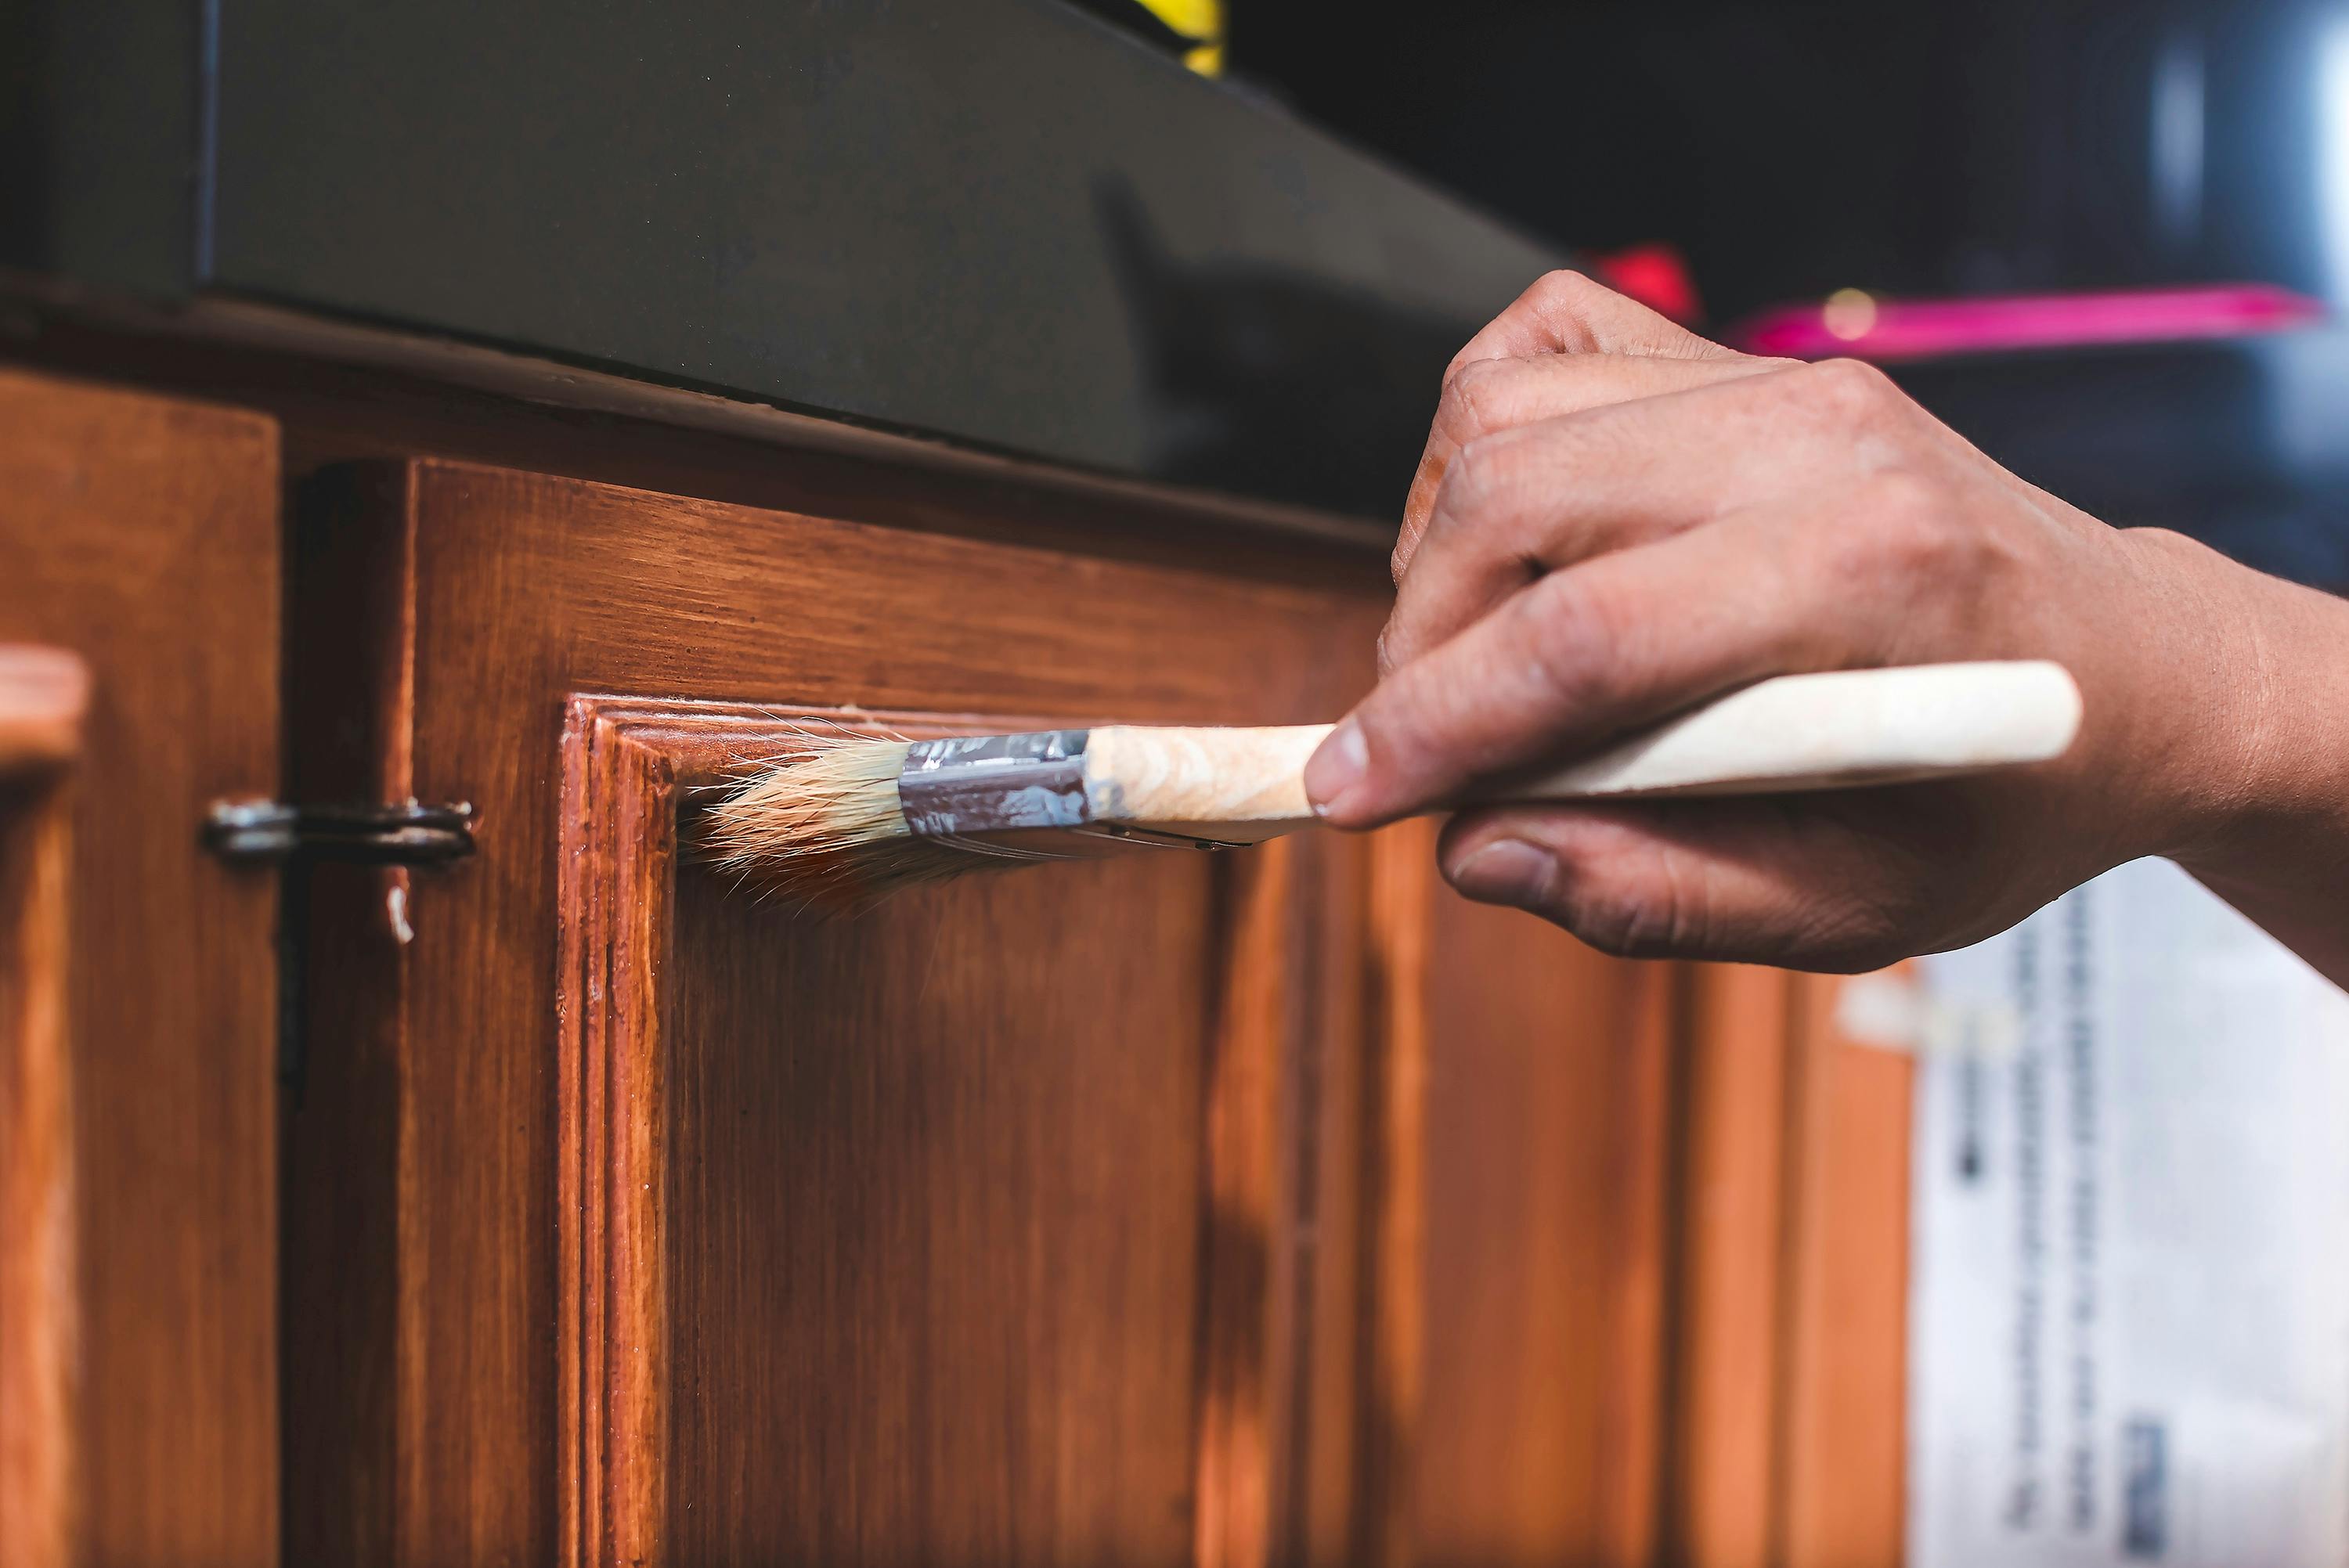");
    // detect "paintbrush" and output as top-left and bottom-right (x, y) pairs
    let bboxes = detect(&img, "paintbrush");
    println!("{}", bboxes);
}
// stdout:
(705, 661), (2080, 904)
